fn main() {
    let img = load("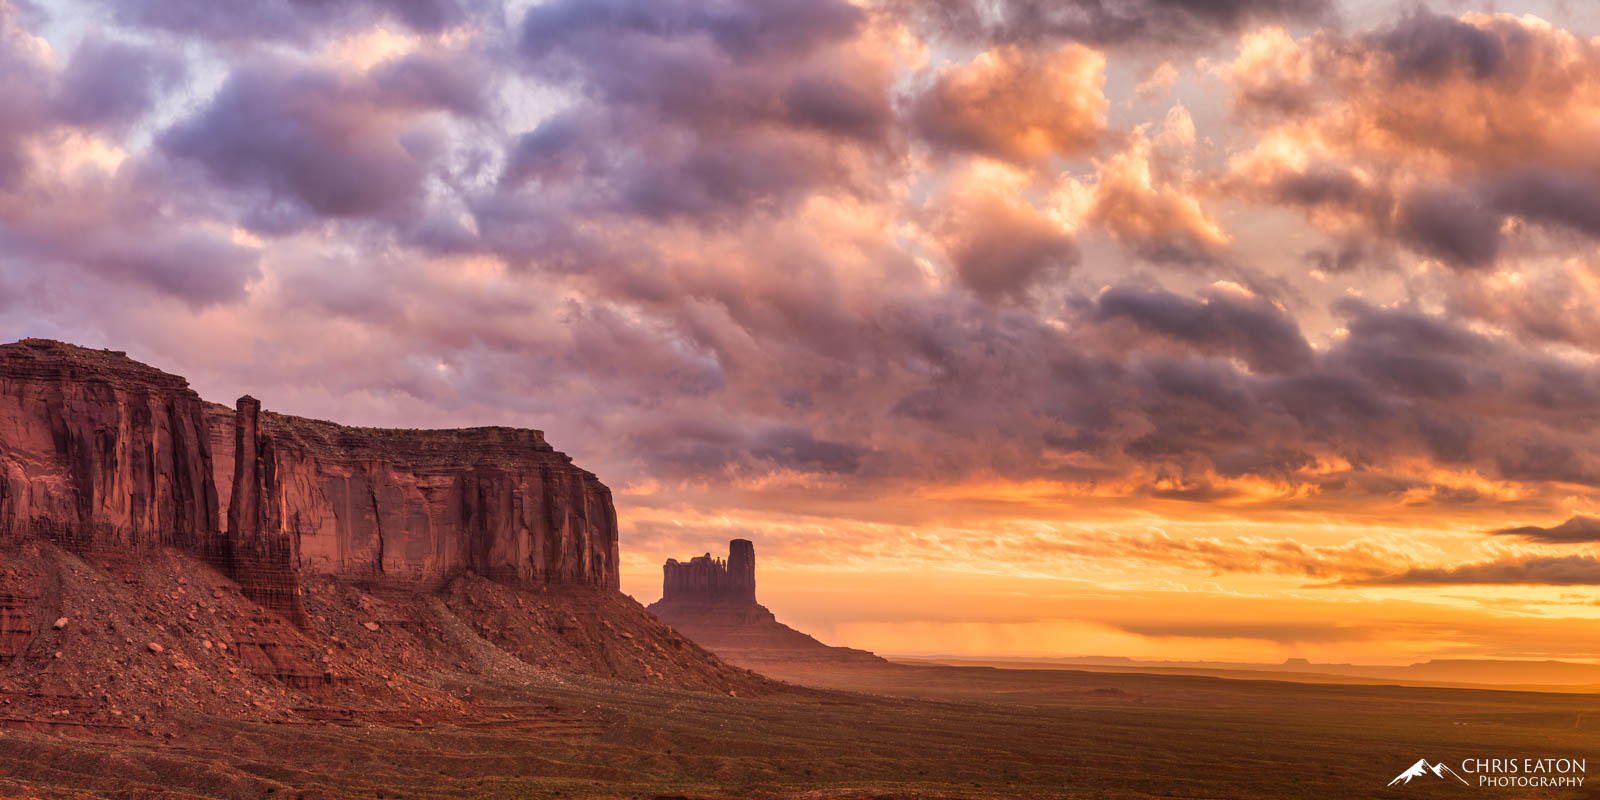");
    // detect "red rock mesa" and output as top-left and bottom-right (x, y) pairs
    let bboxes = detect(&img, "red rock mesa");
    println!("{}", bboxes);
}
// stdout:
(648, 539), (883, 666)
(0, 339), (758, 722)
(0, 338), (620, 622)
